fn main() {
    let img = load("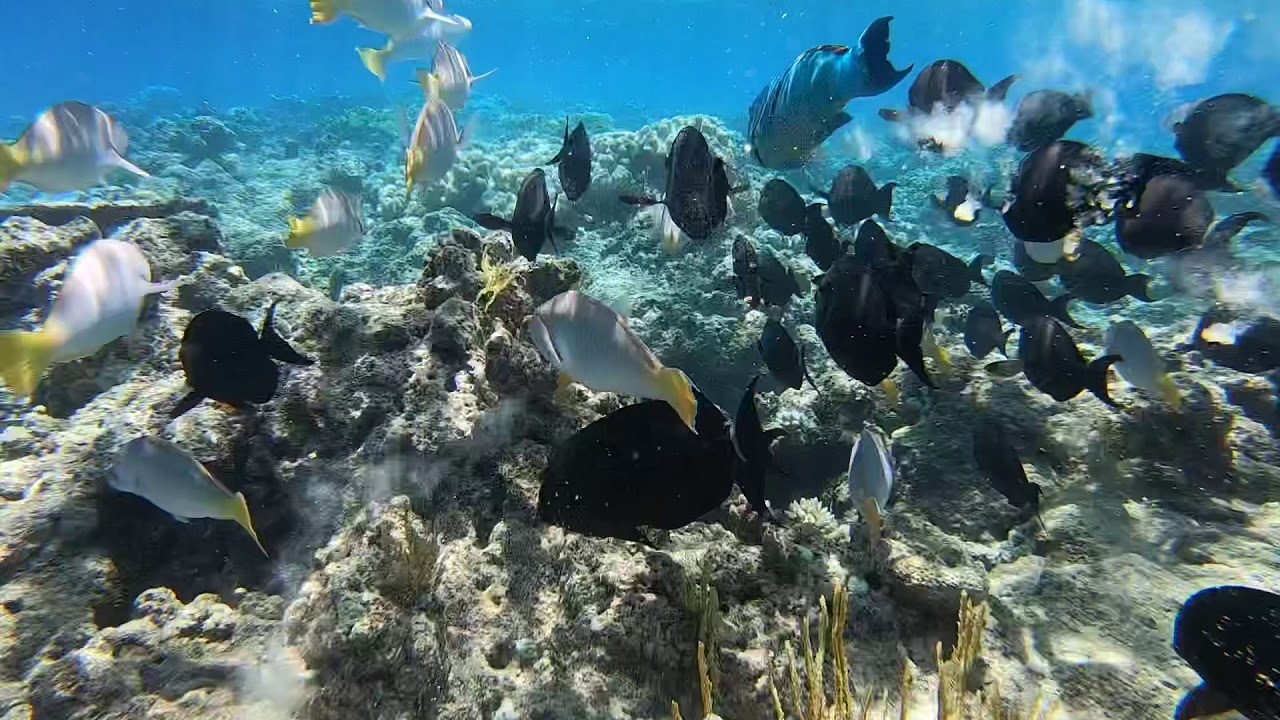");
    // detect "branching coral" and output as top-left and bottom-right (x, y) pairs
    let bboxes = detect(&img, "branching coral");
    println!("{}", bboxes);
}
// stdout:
(681, 559), (723, 693)
(476, 248), (523, 312)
